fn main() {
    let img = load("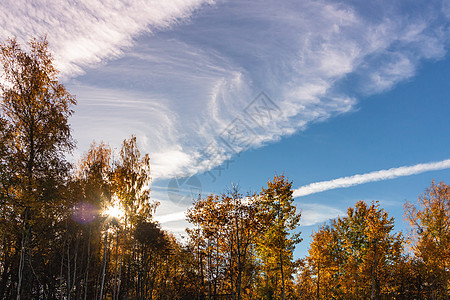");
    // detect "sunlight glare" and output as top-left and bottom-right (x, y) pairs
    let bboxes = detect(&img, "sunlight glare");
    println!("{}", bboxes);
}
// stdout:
(104, 204), (124, 219)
